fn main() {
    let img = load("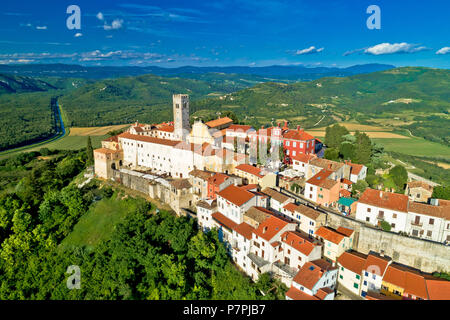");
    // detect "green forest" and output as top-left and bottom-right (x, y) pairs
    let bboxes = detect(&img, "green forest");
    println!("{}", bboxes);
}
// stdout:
(0, 149), (287, 299)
